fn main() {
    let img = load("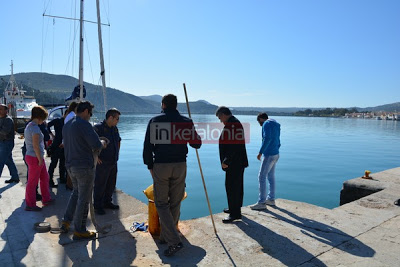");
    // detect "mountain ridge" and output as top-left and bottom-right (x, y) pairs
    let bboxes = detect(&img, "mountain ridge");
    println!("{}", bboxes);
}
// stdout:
(1, 72), (398, 114)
